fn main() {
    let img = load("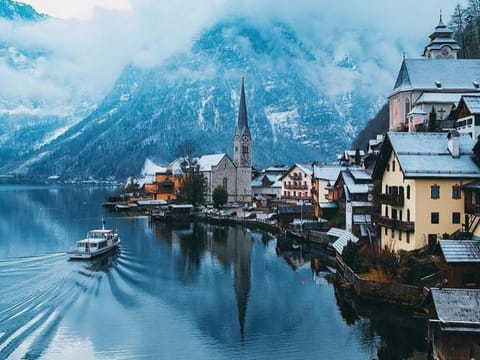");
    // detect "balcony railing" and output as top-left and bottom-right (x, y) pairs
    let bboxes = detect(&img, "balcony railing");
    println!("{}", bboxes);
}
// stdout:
(465, 203), (480, 215)
(289, 174), (303, 181)
(377, 193), (404, 206)
(284, 184), (309, 190)
(372, 214), (415, 232)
